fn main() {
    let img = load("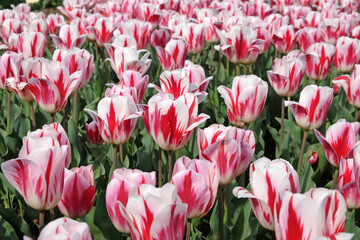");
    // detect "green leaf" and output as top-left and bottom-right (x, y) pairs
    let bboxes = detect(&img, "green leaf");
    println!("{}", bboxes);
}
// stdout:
(0, 206), (38, 239)
(299, 152), (316, 193)
(344, 210), (360, 238)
